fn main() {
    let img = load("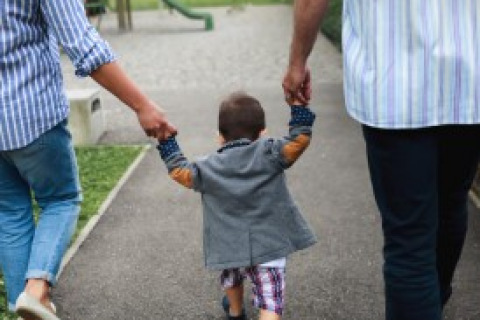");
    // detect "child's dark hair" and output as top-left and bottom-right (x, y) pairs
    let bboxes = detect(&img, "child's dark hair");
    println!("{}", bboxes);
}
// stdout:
(218, 92), (266, 142)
